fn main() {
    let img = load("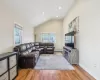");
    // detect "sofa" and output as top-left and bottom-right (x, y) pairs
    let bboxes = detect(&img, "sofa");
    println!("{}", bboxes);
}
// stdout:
(14, 42), (55, 69)
(14, 43), (40, 68)
(34, 42), (55, 54)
